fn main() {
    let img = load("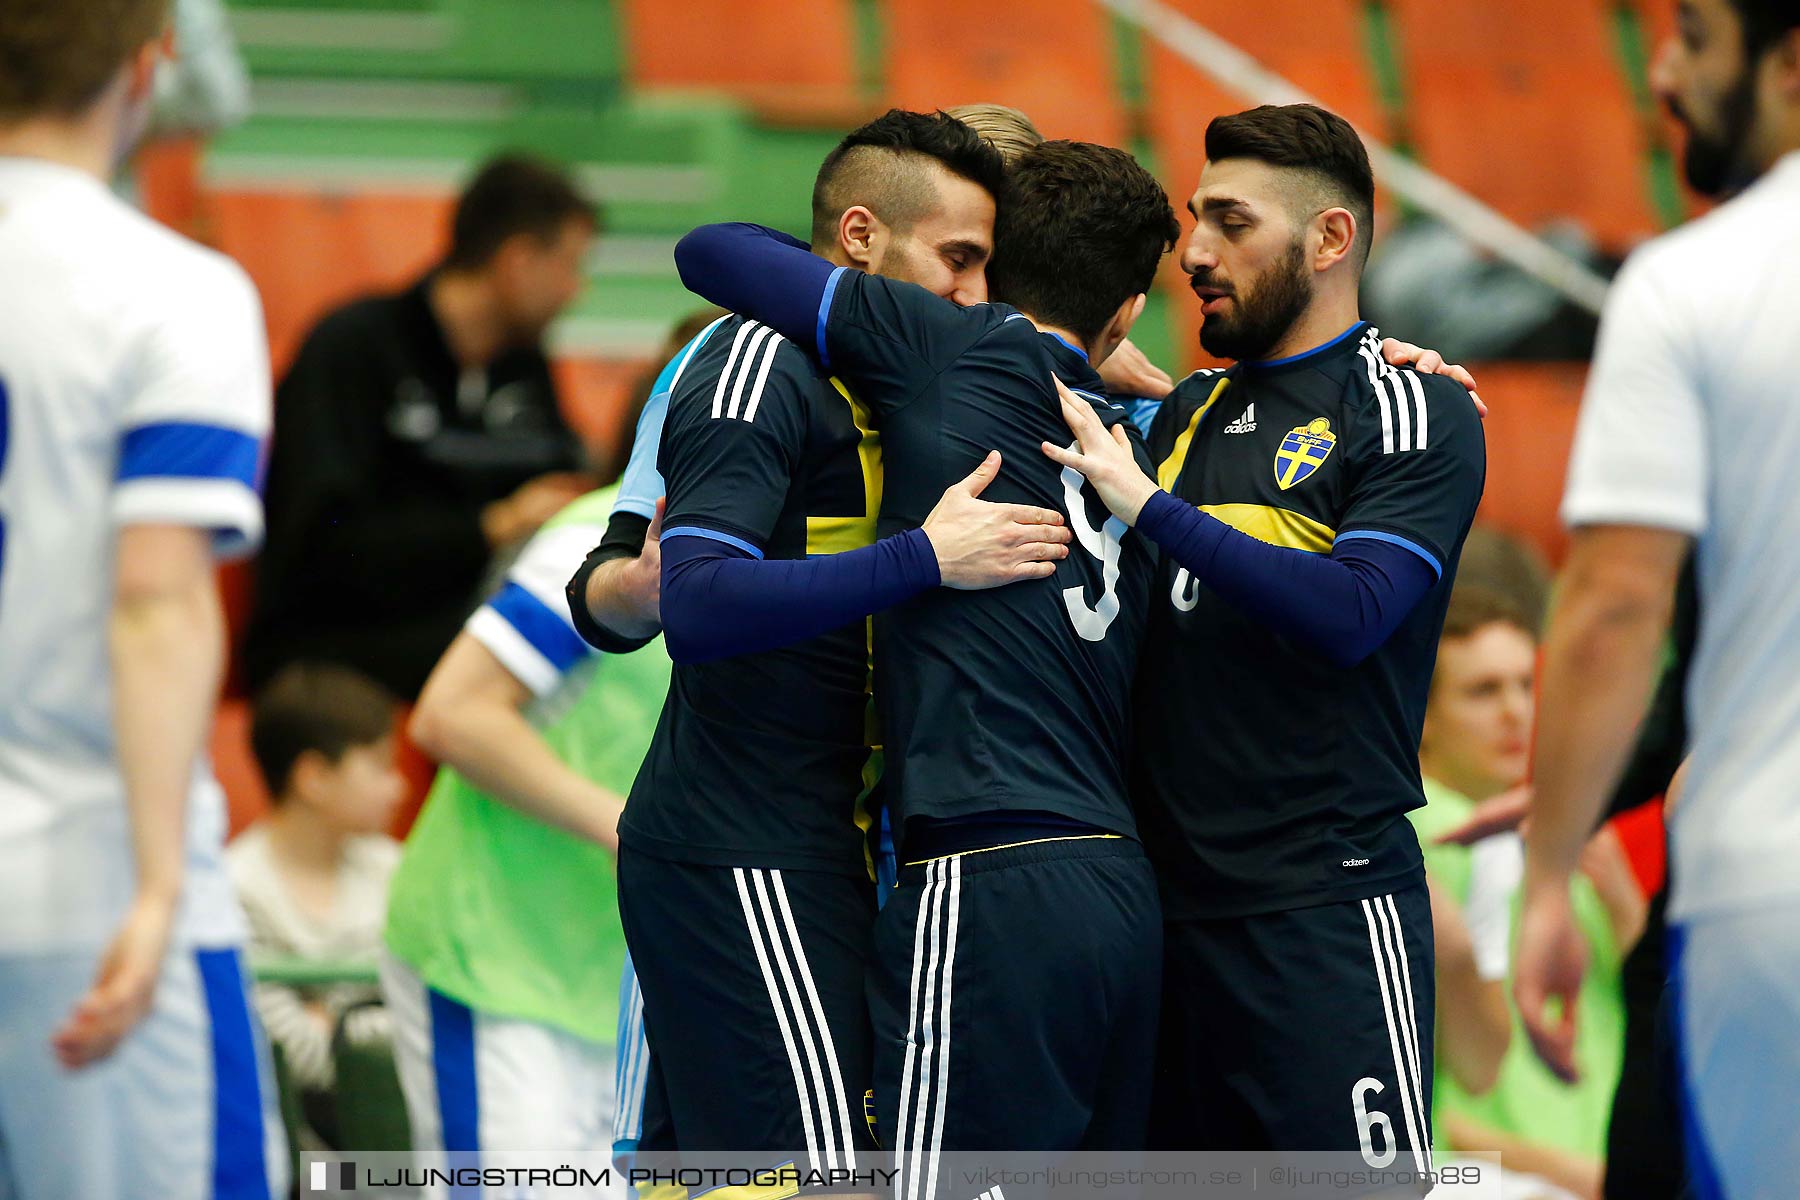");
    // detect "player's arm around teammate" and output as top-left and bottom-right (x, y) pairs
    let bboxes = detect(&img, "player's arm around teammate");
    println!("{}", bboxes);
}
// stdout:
(571, 254), (1074, 663)
(656, 446), (1069, 664)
